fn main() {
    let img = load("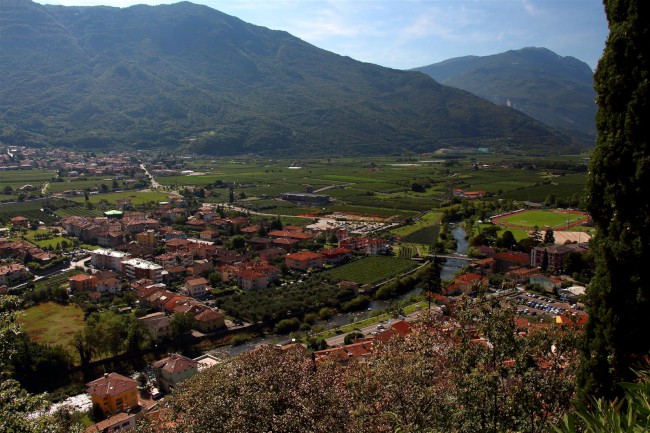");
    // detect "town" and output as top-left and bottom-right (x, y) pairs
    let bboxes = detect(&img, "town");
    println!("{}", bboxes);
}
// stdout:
(0, 145), (595, 432)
